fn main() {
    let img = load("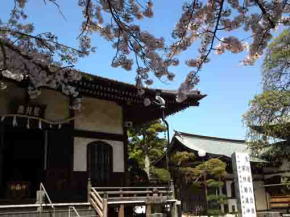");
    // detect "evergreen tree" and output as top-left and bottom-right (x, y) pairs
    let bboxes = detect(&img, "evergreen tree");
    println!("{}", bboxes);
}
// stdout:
(170, 151), (227, 215)
(244, 29), (290, 164)
(128, 119), (168, 180)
